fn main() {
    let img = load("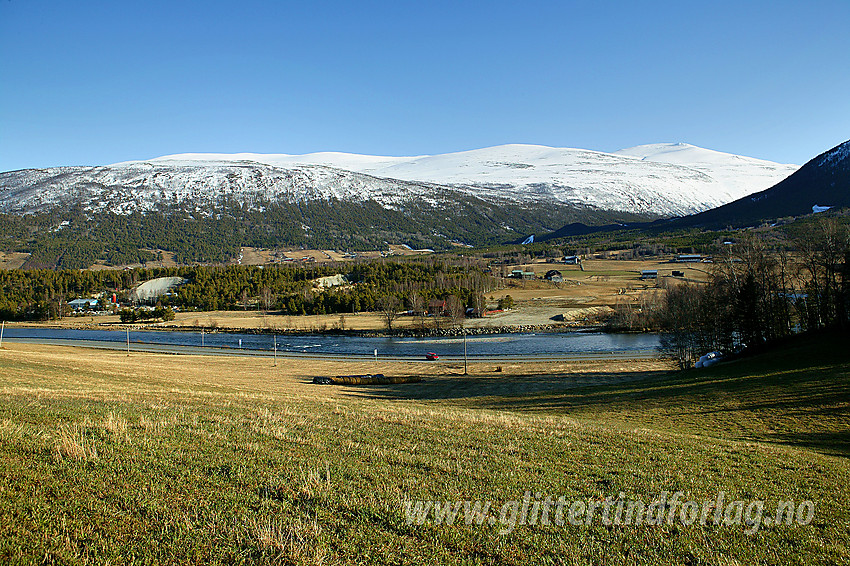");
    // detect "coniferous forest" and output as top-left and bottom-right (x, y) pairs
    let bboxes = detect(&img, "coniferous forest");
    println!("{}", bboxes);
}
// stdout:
(0, 259), (496, 322)
(0, 198), (655, 269)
